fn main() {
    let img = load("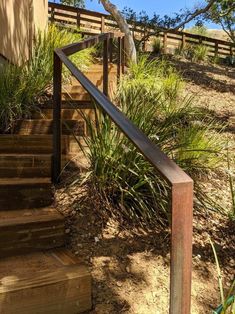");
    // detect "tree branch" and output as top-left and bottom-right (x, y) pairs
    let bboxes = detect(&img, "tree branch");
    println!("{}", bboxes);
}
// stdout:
(137, 0), (217, 47)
